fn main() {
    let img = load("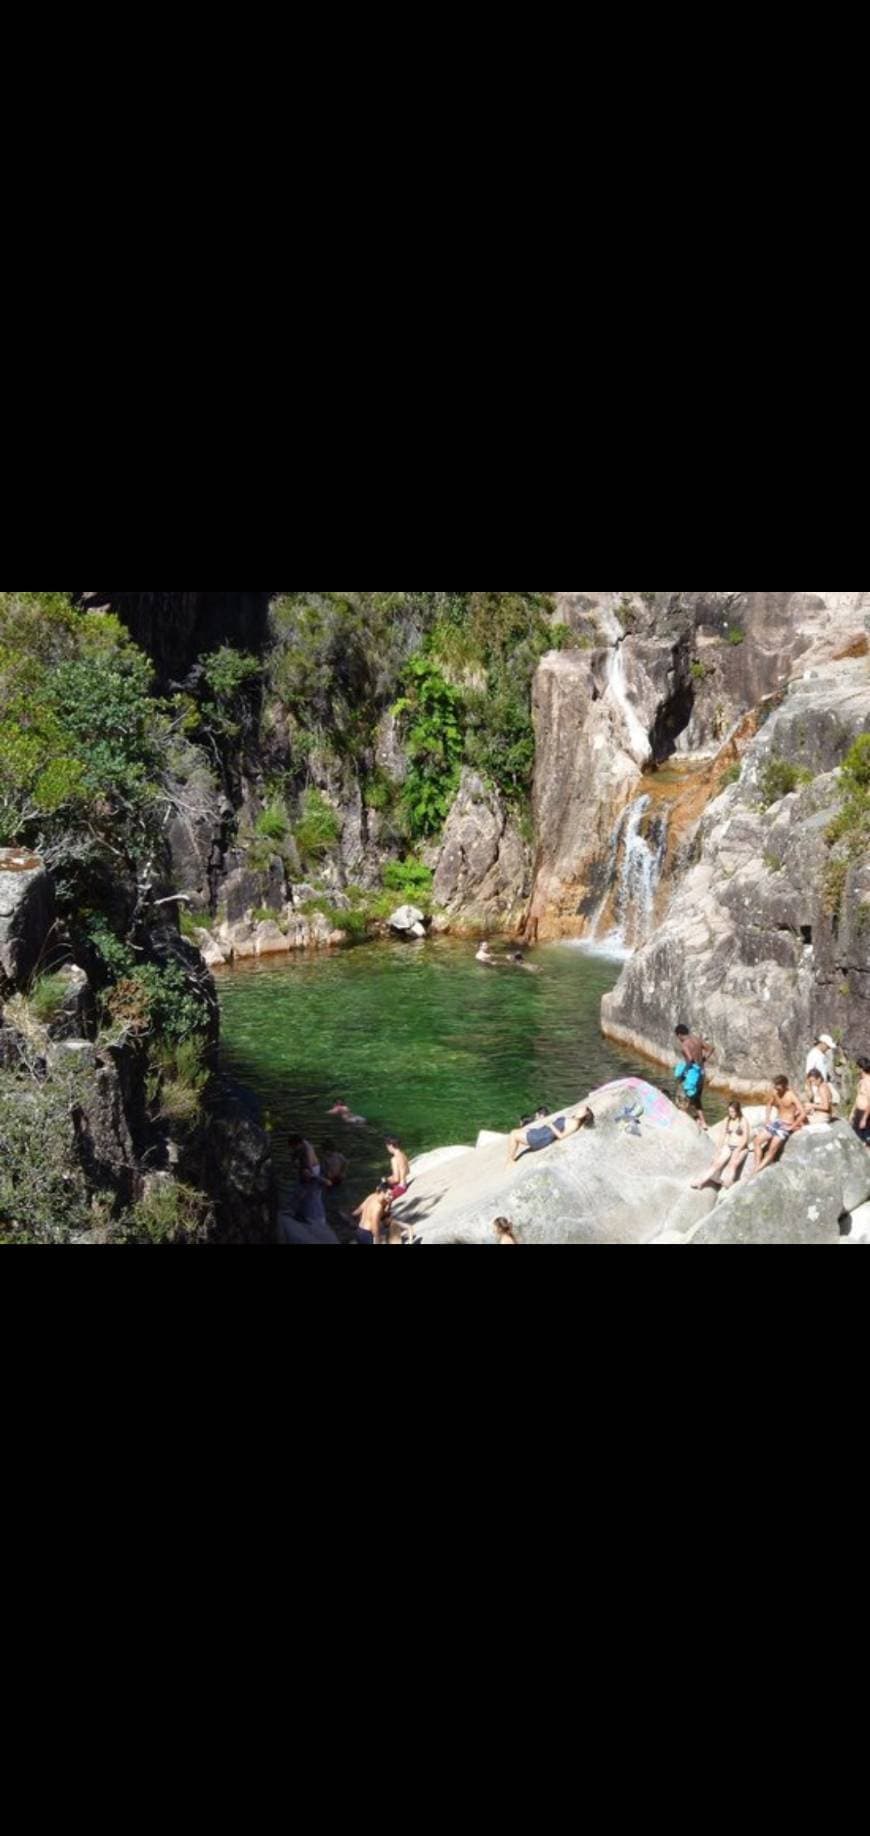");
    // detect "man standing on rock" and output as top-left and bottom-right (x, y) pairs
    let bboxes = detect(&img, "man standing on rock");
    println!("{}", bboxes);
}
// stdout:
(674, 1024), (714, 1132)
